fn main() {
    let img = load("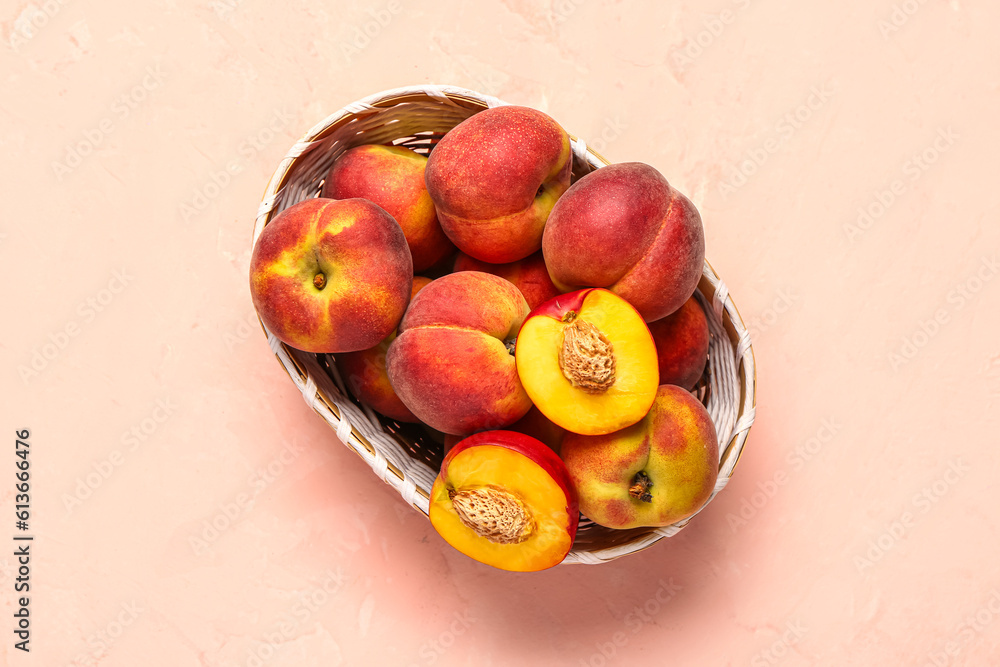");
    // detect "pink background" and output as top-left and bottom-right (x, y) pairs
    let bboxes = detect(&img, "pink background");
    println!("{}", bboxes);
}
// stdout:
(3, 0), (1000, 665)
